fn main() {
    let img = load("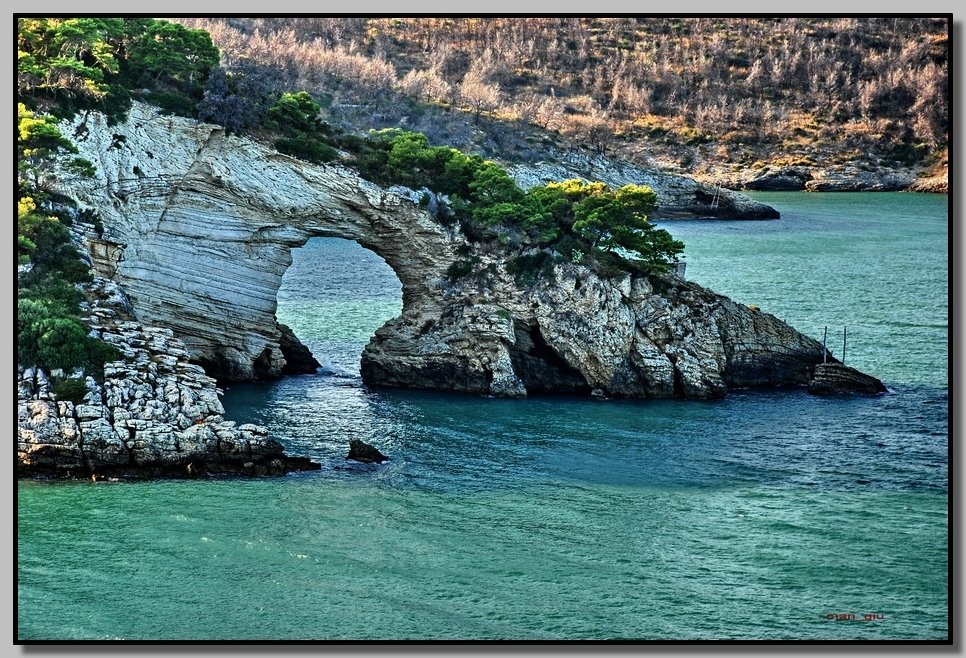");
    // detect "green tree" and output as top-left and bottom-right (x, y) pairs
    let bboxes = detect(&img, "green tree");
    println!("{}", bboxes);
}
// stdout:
(18, 299), (119, 374)
(17, 103), (94, 192)
(126, 21), (219, 91)
(571, 183), (683, 270)
(268, 91), (324, 134)
(468, 161), (522, 204)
